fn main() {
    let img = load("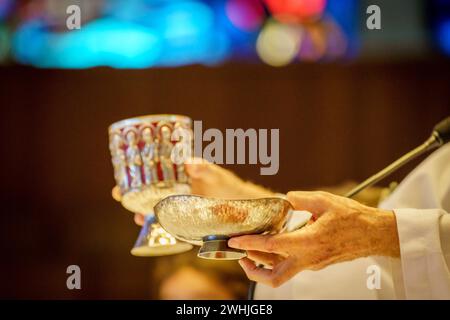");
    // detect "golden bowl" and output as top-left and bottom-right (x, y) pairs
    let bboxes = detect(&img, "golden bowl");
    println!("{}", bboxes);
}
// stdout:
(154, 195), (296, 260)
